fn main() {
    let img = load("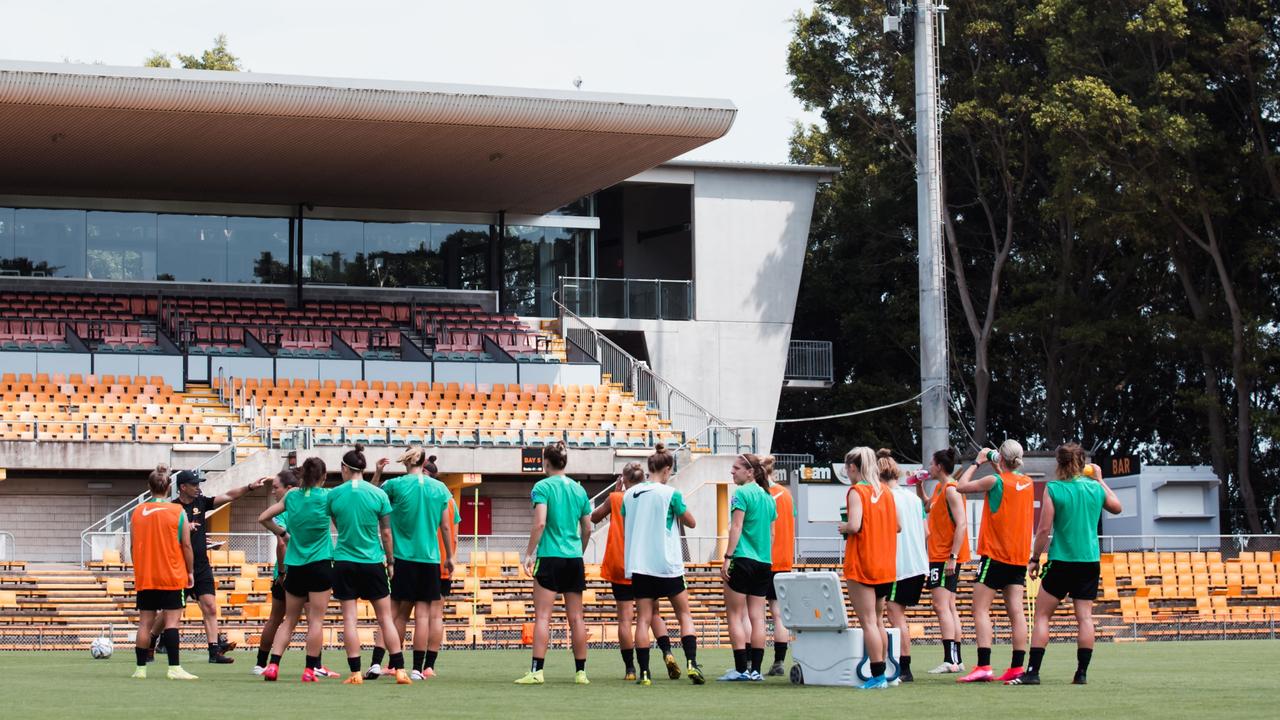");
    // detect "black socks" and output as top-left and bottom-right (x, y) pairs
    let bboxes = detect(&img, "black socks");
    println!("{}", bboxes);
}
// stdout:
(977, 646), (992, 667)
(305, 655), (319, 670)
(256, 648), (269, 667)
(388, 652), (404, 671)
(574, 658), (586, 672)
(1027, 646), (1046, 676)
(732, 648), (748, 673)
(636, 647), (651, 674)
(207, 642), (219, 658)
(682, 634), (697, 663)
(348, 656), (361, 672)
(621, 647), (635, 670)
(371, 646), (386, 667)
(900, 655), (912, 675)
(531, 657), (545, 672)
(749, 647), (764, 674)
(1011, 649), (1026, 669)
(163, 628), (180, 666)
(269, 653), (282, 666)
(870, 661), (886, 678)
(1077, 648), (1092, 675)
(135, 647), (148, 666)
(774, 641), (787, 663)
(425, 650), (439, 670)
(413, 650), (426, 672)
(656, 635), (672, 655)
